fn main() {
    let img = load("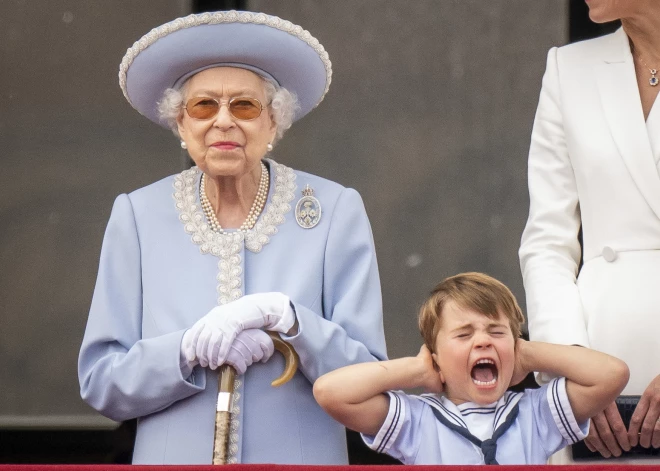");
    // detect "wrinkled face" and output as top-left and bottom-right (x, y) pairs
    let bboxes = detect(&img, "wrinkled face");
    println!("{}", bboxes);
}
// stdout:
(176, 67), (276, 179)
(584, 0), (646, 23)
(432, 300), (515, 406)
